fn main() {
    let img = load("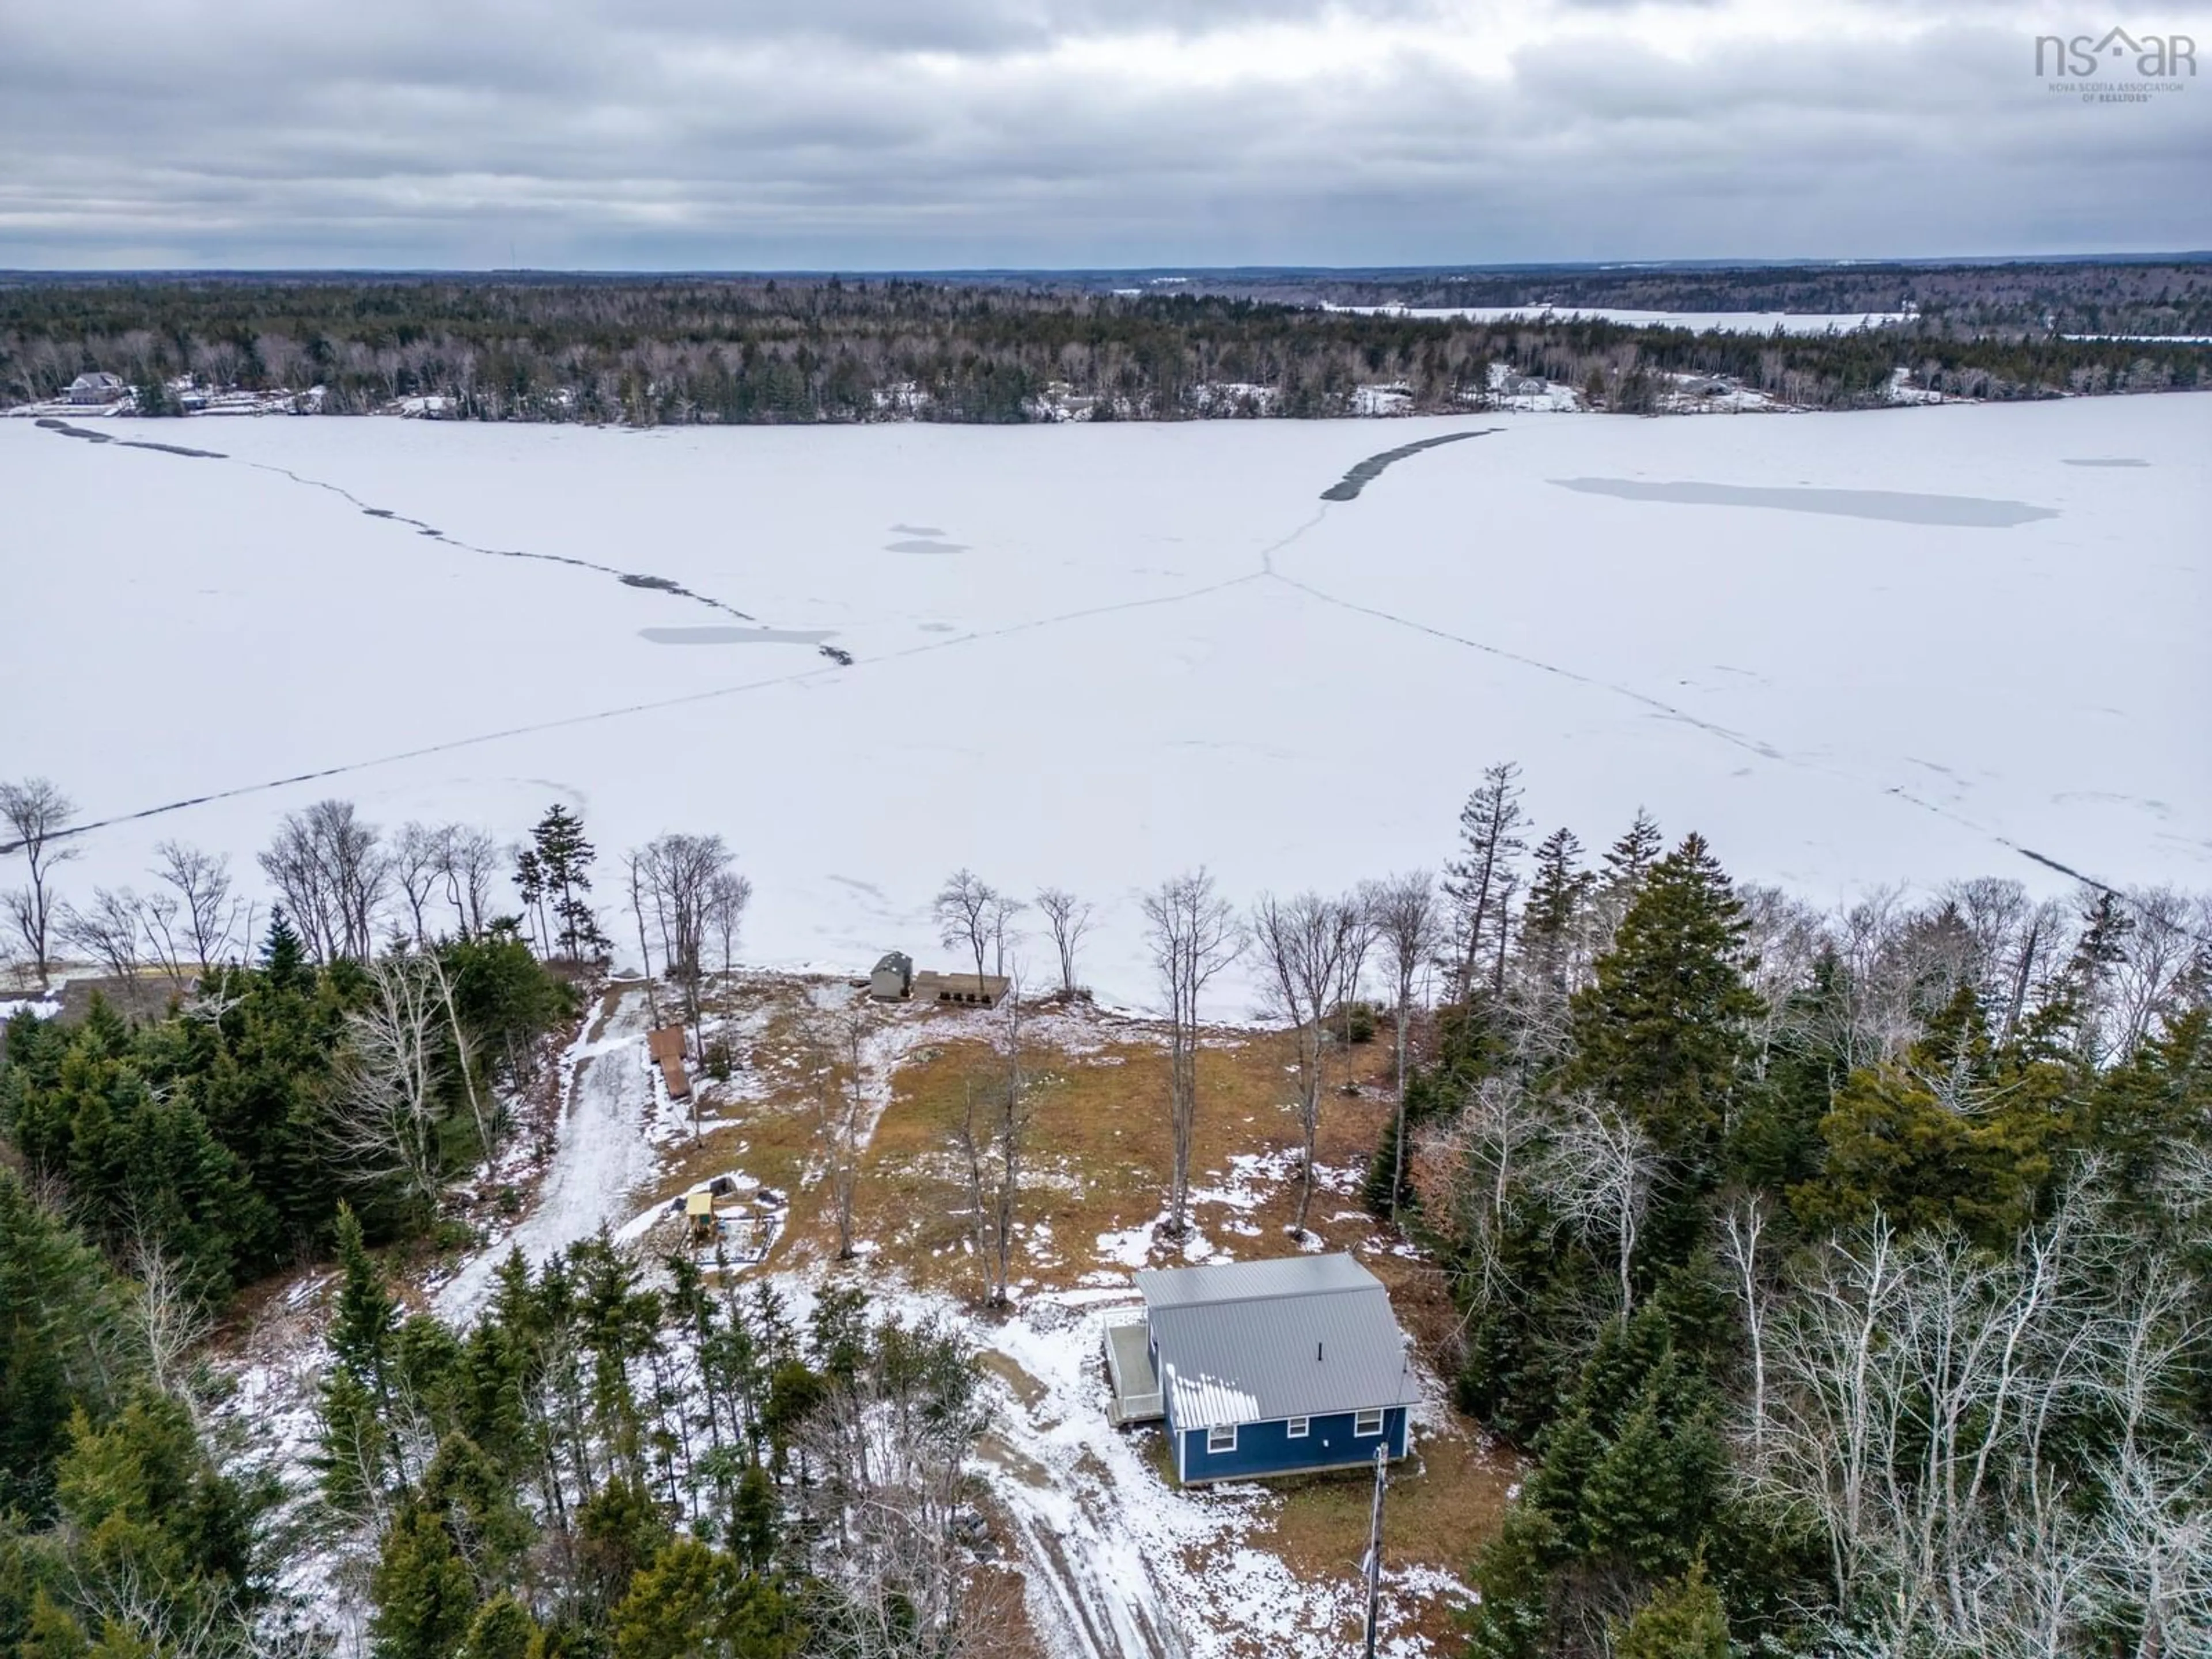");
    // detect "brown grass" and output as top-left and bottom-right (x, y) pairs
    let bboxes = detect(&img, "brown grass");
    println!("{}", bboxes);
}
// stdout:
(668, 986), (1517, 1646)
